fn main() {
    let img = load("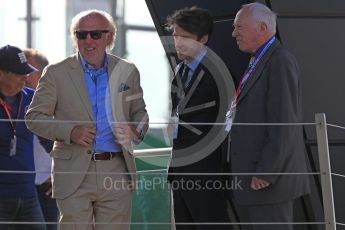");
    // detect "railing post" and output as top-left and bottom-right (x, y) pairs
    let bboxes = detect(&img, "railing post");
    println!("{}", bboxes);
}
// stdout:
(315, 113), (336, 230)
